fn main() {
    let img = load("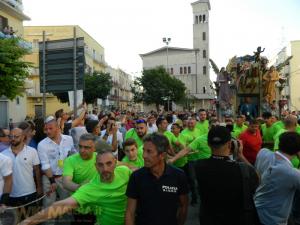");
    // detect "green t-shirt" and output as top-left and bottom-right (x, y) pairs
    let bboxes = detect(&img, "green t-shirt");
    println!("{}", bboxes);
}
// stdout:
(163, 130), (178, 146)
(231, 123), (248, 138)
(63, 152), (97, 185)
(172, 134), (188, 168)
(181, 128), (202, 141)
(274, 129), (300, 168)
(261, 123), (276, 142)
(195, 120), (209, 135)
(122, 146), (144, 168)
(272, 121), (285, 137)
(188, 134), (211, 161)
(273, 128), (286, 151)
(72, 166), (132, 225)
(125, 128), (144, 148)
